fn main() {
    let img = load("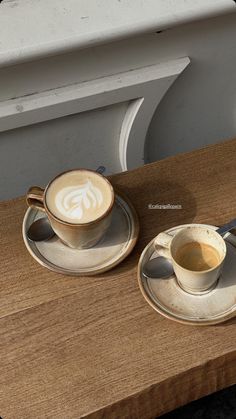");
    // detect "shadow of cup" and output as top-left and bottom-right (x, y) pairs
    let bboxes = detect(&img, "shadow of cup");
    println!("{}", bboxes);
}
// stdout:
(111, 180), (197, 244)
